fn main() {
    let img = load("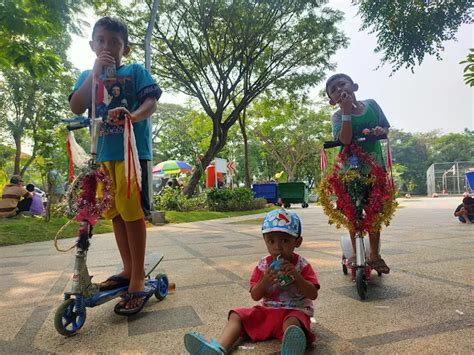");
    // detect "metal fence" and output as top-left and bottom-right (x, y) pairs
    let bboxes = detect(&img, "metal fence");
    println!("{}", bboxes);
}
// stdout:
(426, 161), (474, 196)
